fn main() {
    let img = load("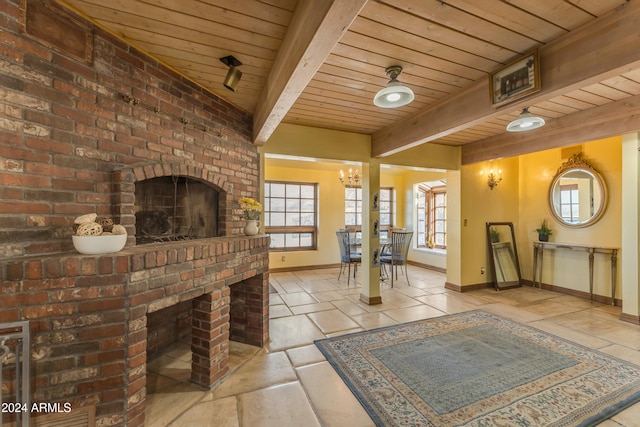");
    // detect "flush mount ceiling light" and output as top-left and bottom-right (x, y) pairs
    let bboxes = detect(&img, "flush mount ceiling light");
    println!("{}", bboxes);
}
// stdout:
(373, 66), (414, 108)
(506, 107), (545, 132)
(220, 55), (242, 92)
